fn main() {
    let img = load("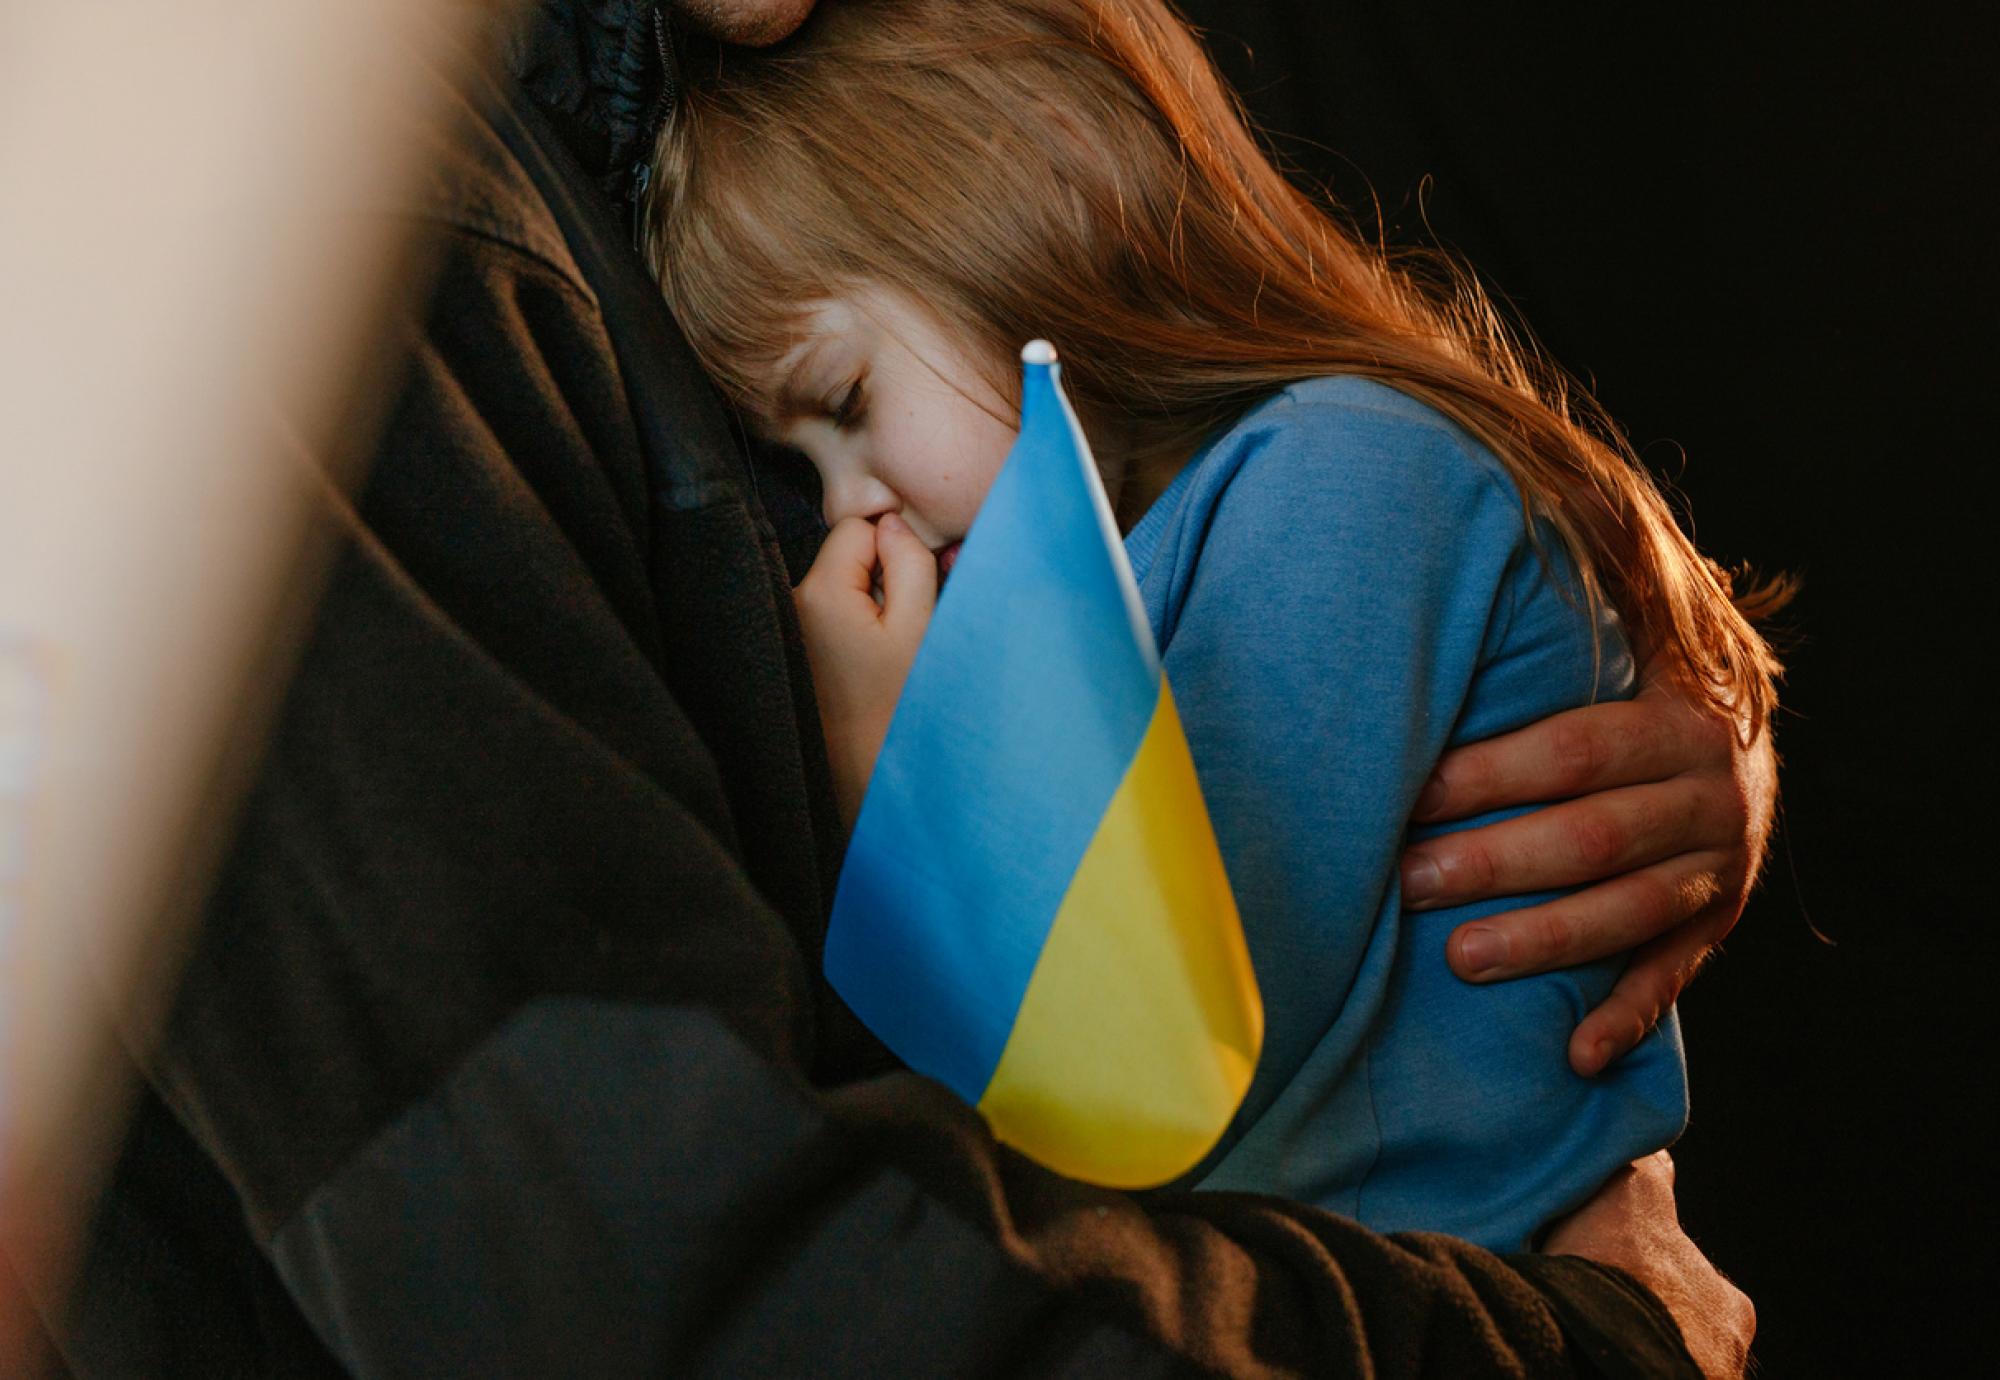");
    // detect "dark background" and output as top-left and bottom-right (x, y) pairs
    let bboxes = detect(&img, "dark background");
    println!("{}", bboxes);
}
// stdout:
(1173, 1), (1994, 1373)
